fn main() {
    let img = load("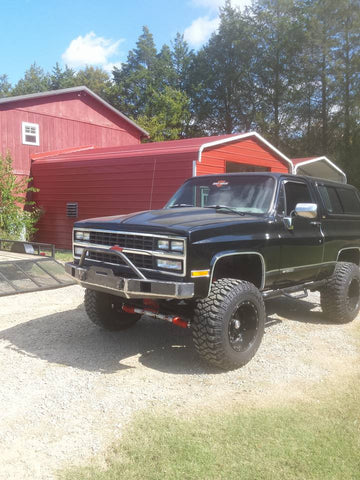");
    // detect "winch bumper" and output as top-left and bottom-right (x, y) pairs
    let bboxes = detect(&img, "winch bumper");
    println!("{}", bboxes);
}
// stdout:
(65, 262), (194, 299)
